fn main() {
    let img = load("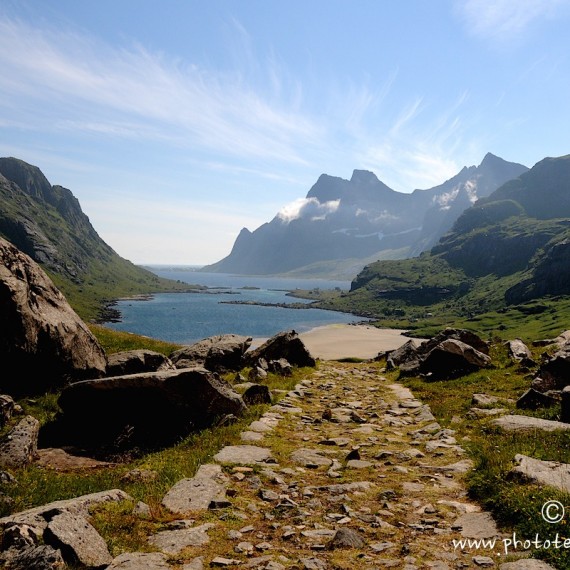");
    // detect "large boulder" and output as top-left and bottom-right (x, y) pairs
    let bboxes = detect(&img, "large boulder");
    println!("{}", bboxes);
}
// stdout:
(417, 328), (489, 356)
(53, 368), (247, 448)
(0, 237), (107, 395)
(419, 339), (492, 380)
(106, 349), (175, 376)
(244, 330), (316, 368)
(170, 334), (252, 373)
